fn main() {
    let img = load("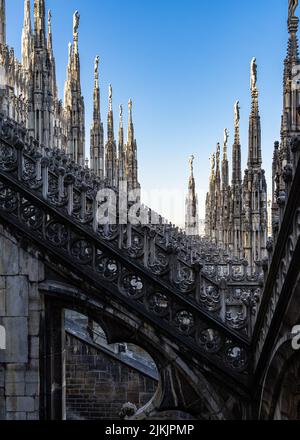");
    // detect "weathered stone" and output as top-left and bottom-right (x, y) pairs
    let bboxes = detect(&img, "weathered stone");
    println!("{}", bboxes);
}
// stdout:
(25, 382), (39, 397)
(25, 370), (39, 385)
(28, 311), (40, 336)
(6, 397), (34, 413)
(0, 277), (5, 289)
(0, 367), (4, 387)
(2, 318), (28, 363)
(0, 236), (19, 276)
(0, 289), (5, 317)
(6, 411), (27, 420)
(28, 283), (42, 310)
(5, 364), (25, 384)
(19, 250), (45, 282)
(0, 227), (18, 245)
(0, 387), (5, 419)
(5, 381), (25, 396)
(6, 276), (29, 317)
(29, 337), (39, 360)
